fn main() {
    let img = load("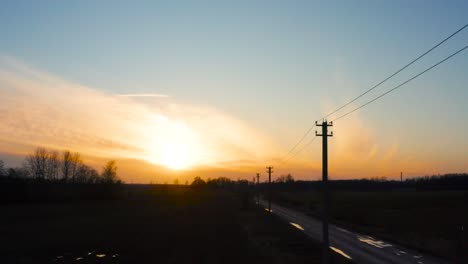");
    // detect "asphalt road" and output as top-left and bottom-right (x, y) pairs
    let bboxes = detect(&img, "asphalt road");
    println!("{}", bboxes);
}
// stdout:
(259, 200), (448, 264)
